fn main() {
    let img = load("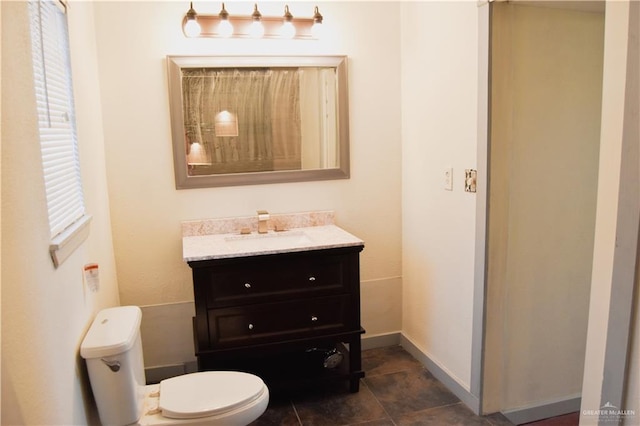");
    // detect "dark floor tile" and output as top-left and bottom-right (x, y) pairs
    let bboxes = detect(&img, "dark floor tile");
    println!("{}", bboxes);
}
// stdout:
(362, 345), (424, 377)
(249, 395), (300, 426)
(395, 402), (493, 426)
(292, 381), (388, 426)
(251, 346), (580, 426)
(523, 412), (579, 426)
(349, 419), (396, 426)
(364, 369), (460, 419)
(485, 412), (516, 426)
